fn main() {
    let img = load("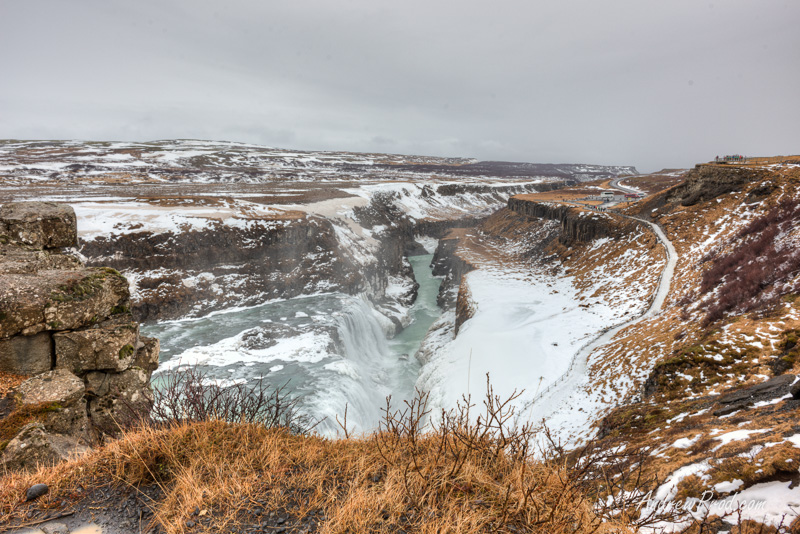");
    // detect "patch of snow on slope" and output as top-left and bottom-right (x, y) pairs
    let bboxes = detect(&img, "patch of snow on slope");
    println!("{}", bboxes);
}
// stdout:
(713, 429), (770, 450)
(644, 479), (800, 532)
(671, 434), (702, 449)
